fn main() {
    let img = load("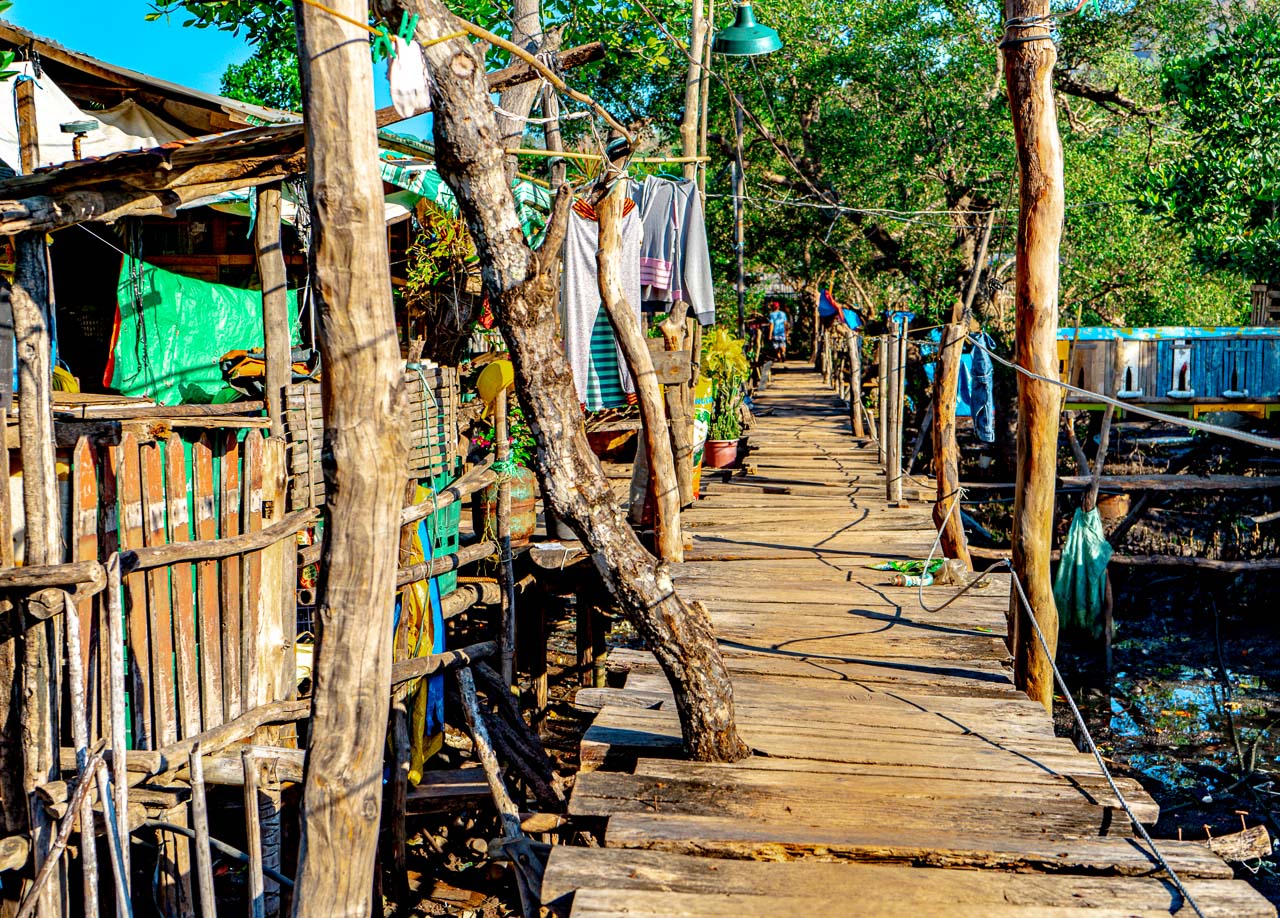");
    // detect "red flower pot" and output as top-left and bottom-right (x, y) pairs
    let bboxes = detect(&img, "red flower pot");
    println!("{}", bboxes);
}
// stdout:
(703, 439), (739, 469)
